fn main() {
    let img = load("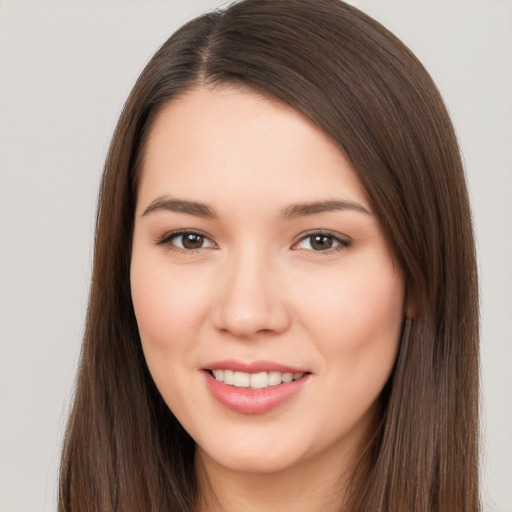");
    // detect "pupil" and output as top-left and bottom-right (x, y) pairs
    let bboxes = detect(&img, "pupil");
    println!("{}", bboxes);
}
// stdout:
(183, 233), (204, 249)
(311, 235), (332, 251)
